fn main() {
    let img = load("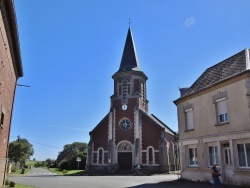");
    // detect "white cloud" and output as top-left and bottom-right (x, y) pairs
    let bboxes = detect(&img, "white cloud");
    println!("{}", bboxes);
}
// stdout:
(184, 16), (196, 27)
